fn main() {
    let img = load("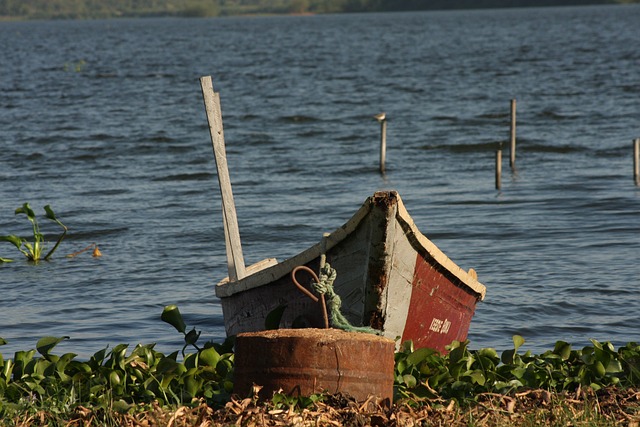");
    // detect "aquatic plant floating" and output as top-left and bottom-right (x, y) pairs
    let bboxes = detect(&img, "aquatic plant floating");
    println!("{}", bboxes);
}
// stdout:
(0, 203), (67, 263)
